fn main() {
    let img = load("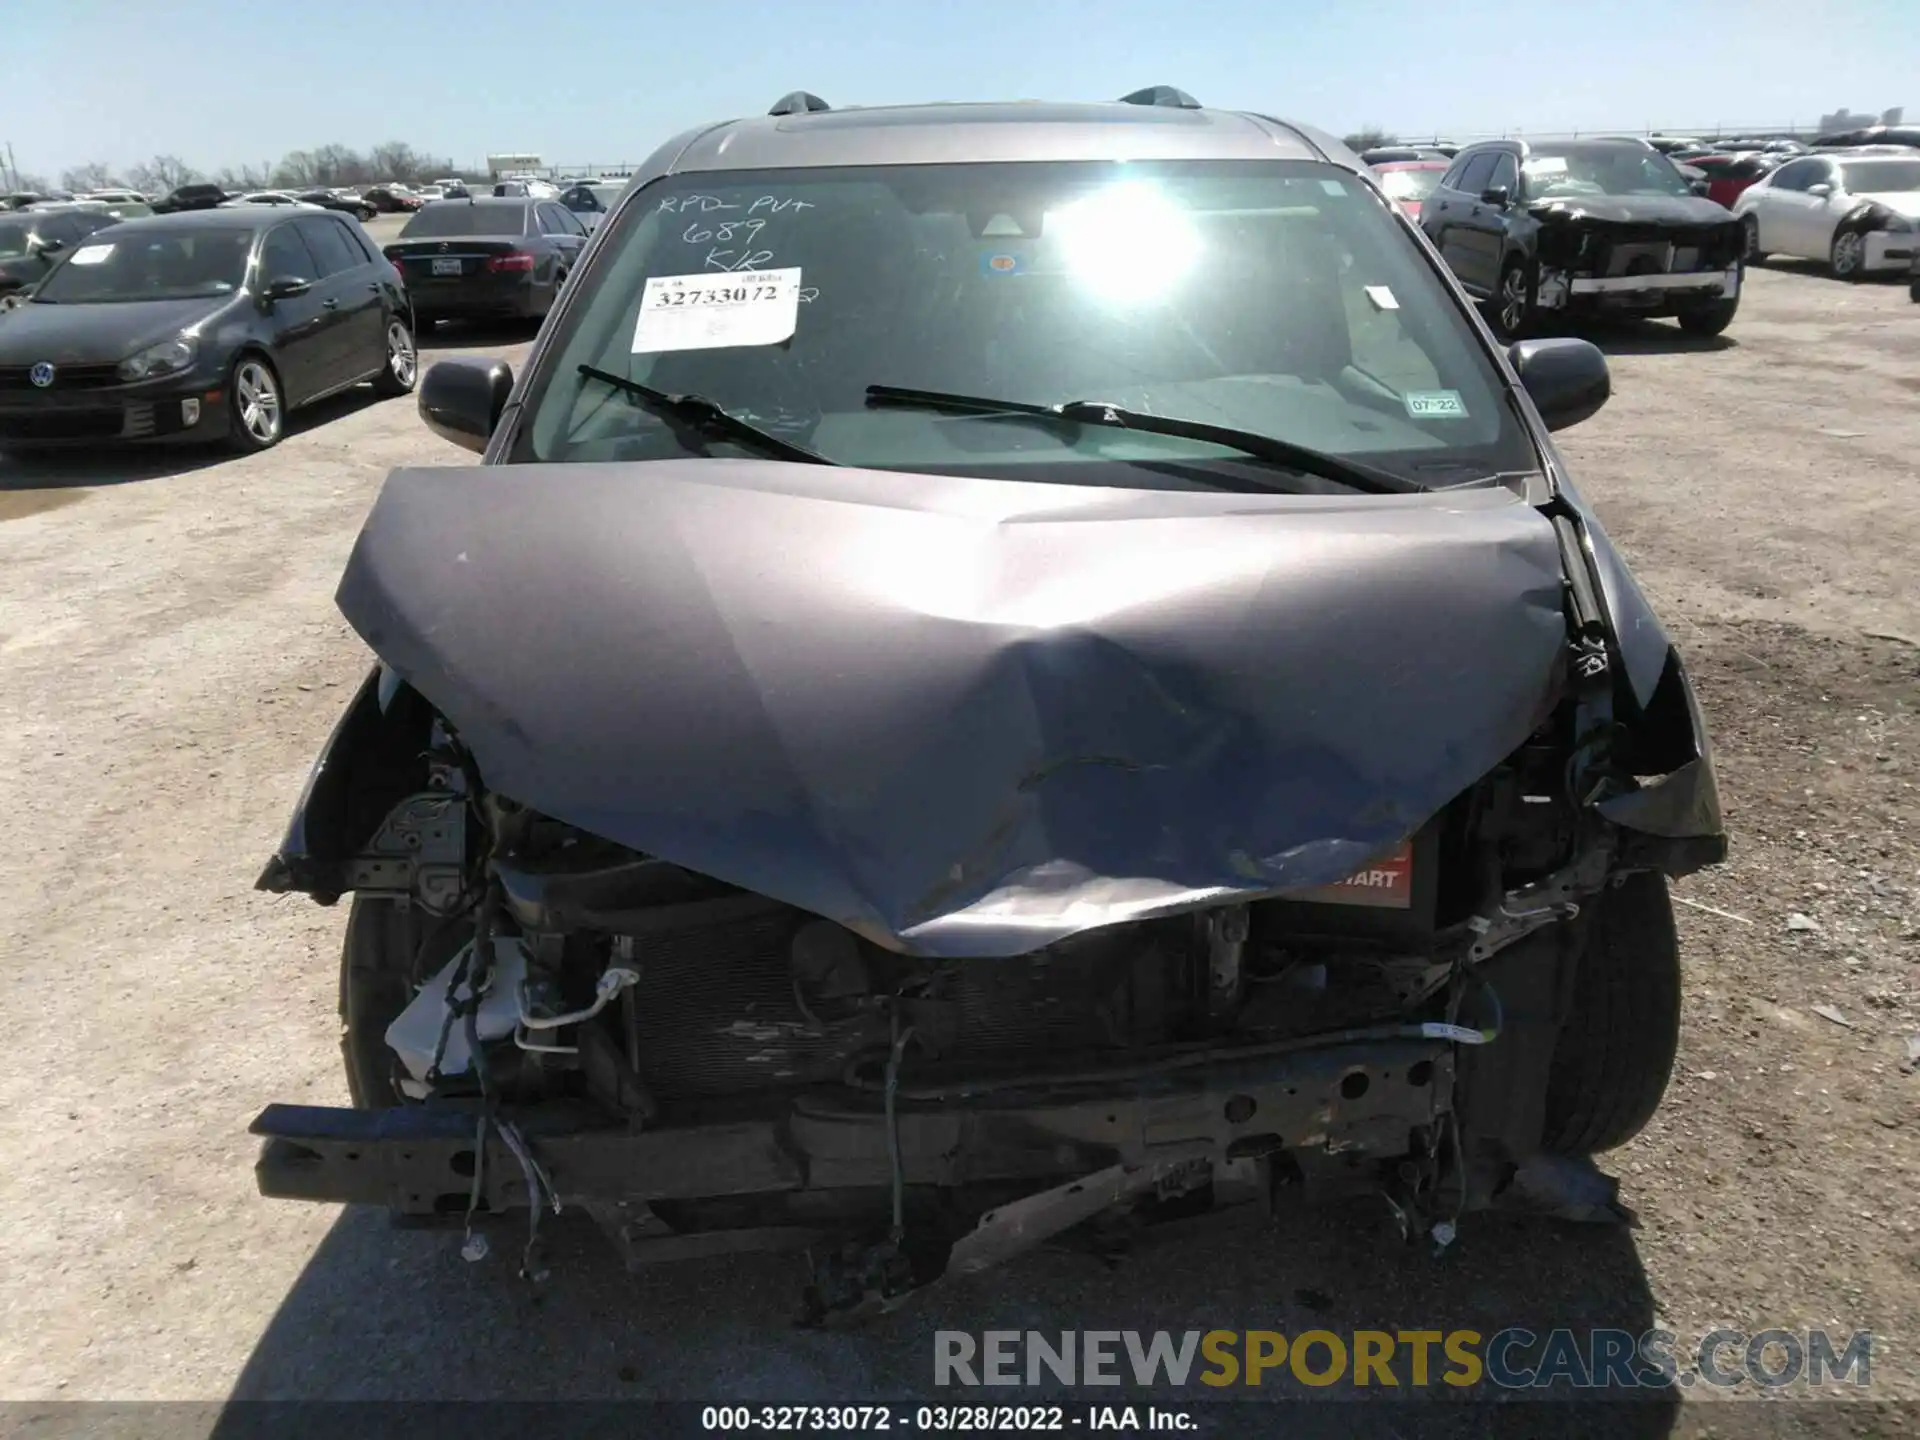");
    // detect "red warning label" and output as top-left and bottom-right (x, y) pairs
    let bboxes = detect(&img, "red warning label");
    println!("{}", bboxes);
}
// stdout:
(1290, 840), (1415, 910)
